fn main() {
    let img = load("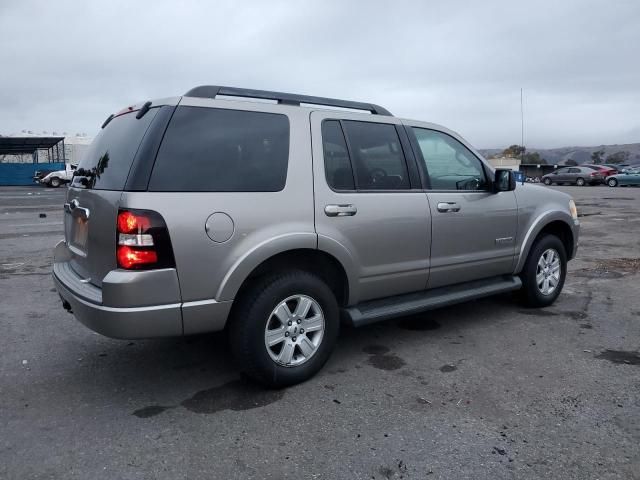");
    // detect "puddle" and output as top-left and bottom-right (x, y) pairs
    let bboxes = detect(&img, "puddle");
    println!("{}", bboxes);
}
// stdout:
(440, 364), (457, 373)
(181, 379), (285, 414)
(563, 311), (588, 320)
(363, 345), (390, 355)
(363, 345), (406, 371)
(578, 212), (602, 217)
(368, 354), (406, 371)
(518, 309), (558, 317)
(397, 317), (441, 331)
(595, 350), (640, 366)
(579, 323), (593, 329)
(132, 405), (174, 418)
